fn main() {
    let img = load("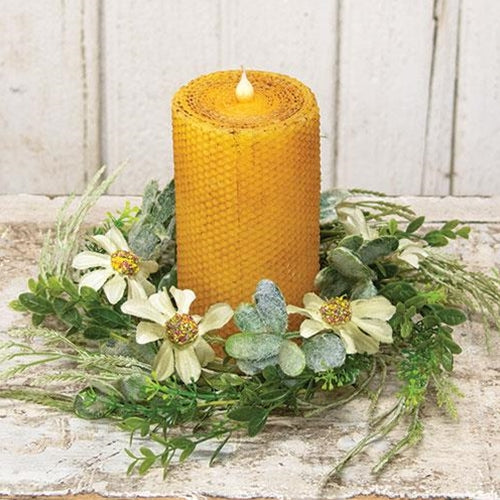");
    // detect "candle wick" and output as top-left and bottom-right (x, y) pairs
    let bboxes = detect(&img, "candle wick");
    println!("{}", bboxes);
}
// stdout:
(235, 67), (254, 103)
